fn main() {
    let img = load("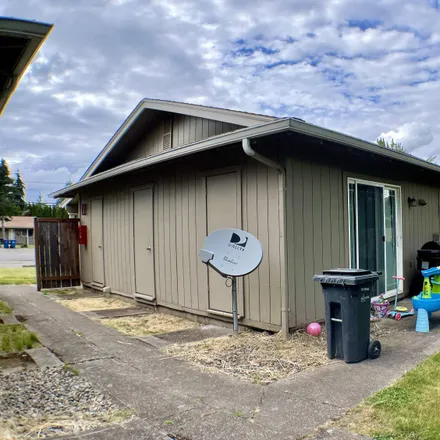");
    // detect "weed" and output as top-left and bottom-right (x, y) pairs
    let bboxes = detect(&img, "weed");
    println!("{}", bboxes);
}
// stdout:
(0, 300), (12, 315)
(233, 410), (245, 418)
(163, 420), (174, 426)
(63, 364), (79, 375)
(71, 329), (84, 337)
(0, 324), (39, 352)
